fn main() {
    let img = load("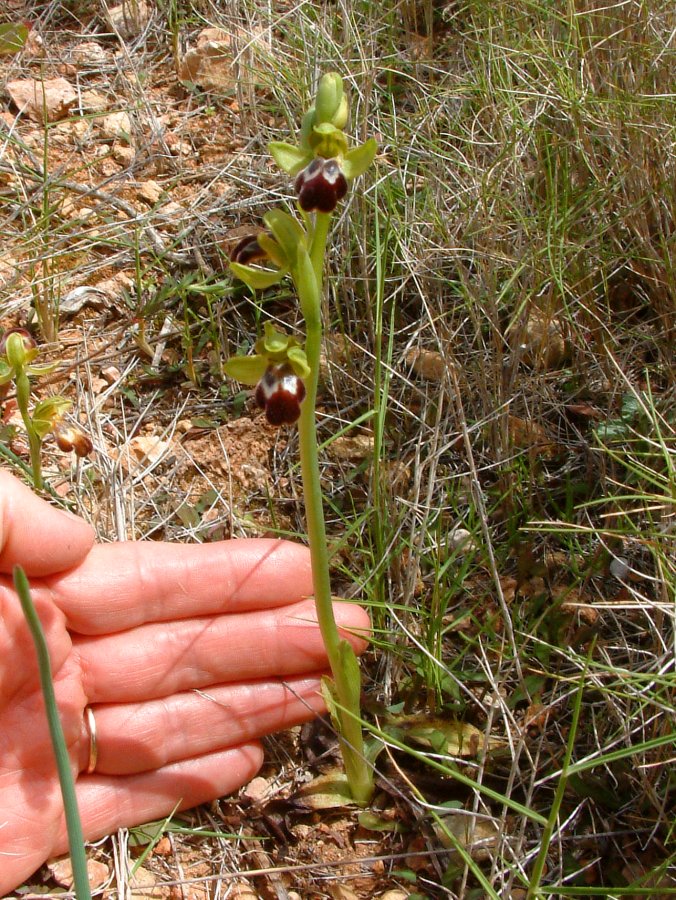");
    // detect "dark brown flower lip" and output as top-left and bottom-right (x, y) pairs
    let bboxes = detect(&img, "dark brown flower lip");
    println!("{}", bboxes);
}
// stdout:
(53, 422), (93, 457)
(230, 233), (269, 265)
(255, 363), (306, 426)
(294, 157), (348, 213)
